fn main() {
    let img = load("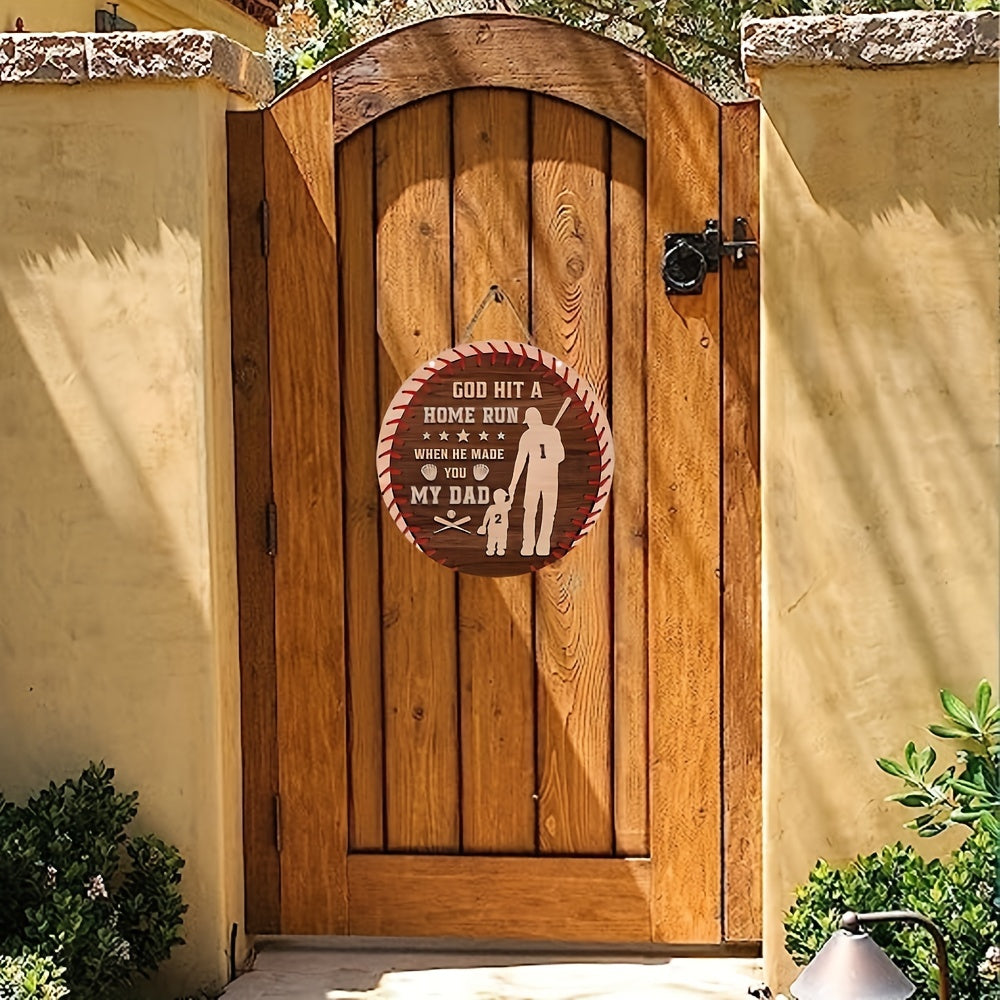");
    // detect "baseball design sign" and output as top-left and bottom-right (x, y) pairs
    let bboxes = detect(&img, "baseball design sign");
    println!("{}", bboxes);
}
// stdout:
(377, 341), (614, 577)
